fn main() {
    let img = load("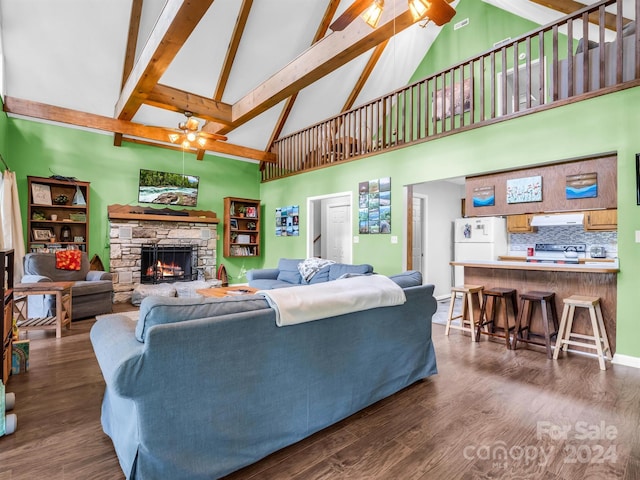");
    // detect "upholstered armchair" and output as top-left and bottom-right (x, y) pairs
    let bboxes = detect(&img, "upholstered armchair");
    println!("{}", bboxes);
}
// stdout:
(22, 252), (113, 320)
